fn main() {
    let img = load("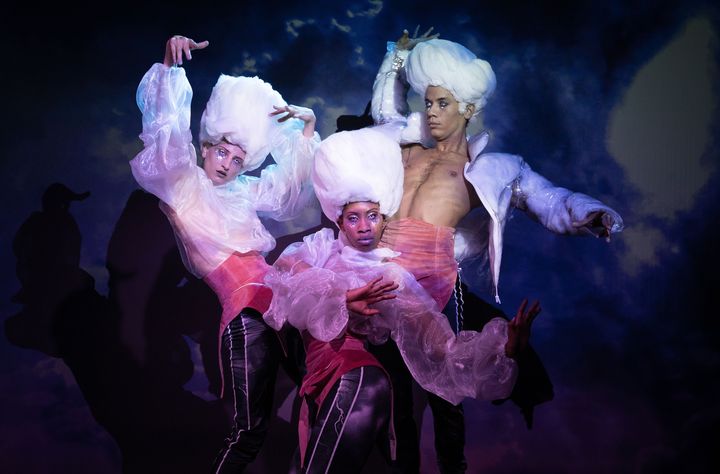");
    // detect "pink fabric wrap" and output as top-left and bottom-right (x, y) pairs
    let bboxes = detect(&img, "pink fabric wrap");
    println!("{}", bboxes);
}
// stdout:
(203, 251), (273, 396)
(379, 217), (457, 310)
